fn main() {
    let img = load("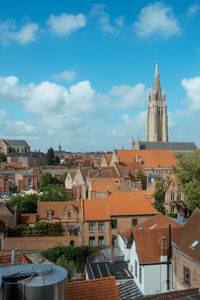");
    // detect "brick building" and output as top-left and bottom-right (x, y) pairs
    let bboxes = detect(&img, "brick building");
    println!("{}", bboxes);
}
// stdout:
(172, 209), (200, 290)
(81, 191), (158, 247)
(39, 200), (80, 236)
(165, 174), (187, 215)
